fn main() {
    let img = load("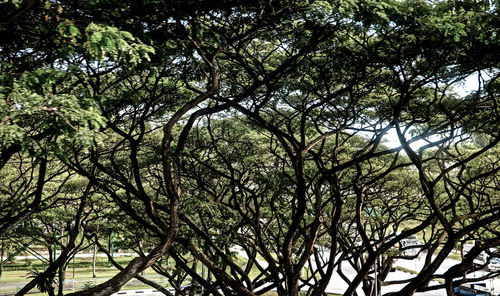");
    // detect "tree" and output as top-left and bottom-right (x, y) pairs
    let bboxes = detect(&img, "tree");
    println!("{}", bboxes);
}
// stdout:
(1, 1), (499, 296)
(0, 0), (110, 237)
(51, 2), (307, 295)
(170, 1), (500, 296)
